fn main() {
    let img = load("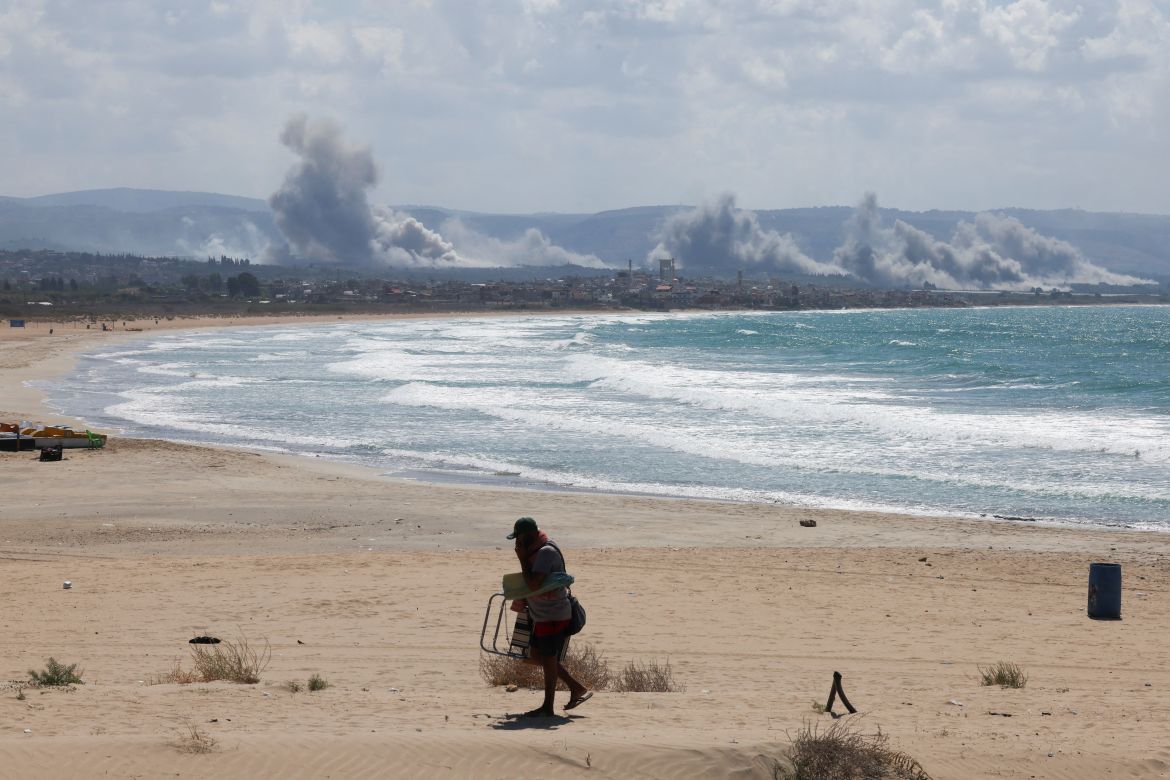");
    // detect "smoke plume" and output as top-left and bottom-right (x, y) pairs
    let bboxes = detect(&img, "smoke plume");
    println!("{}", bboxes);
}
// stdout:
(439, 218), (607, 268)
(834, 193), (1152, 289)
(266, 115), (605, 270)
(647, 194), (844, 276)
(175, 217), (270, 260)
(268, 115), (468, 267)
